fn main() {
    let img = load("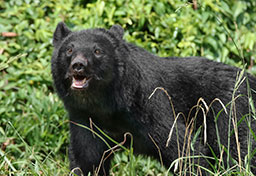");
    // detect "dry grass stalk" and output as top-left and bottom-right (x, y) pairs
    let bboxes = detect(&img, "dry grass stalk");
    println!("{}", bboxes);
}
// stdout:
(148, 133), (164, 167)
(96, 132), (132, 176)
(149, 87), (229, 175)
